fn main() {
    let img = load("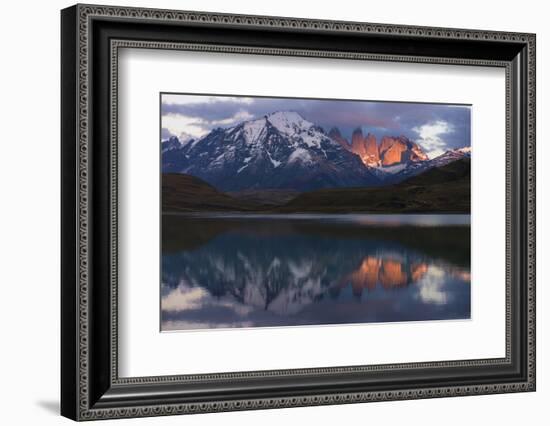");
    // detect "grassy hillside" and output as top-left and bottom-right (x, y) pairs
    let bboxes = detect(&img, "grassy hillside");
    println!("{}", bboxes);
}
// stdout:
(227, 189), (299, 206)
(277, 159), (470, 214)
(162, 173), (260, 212)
